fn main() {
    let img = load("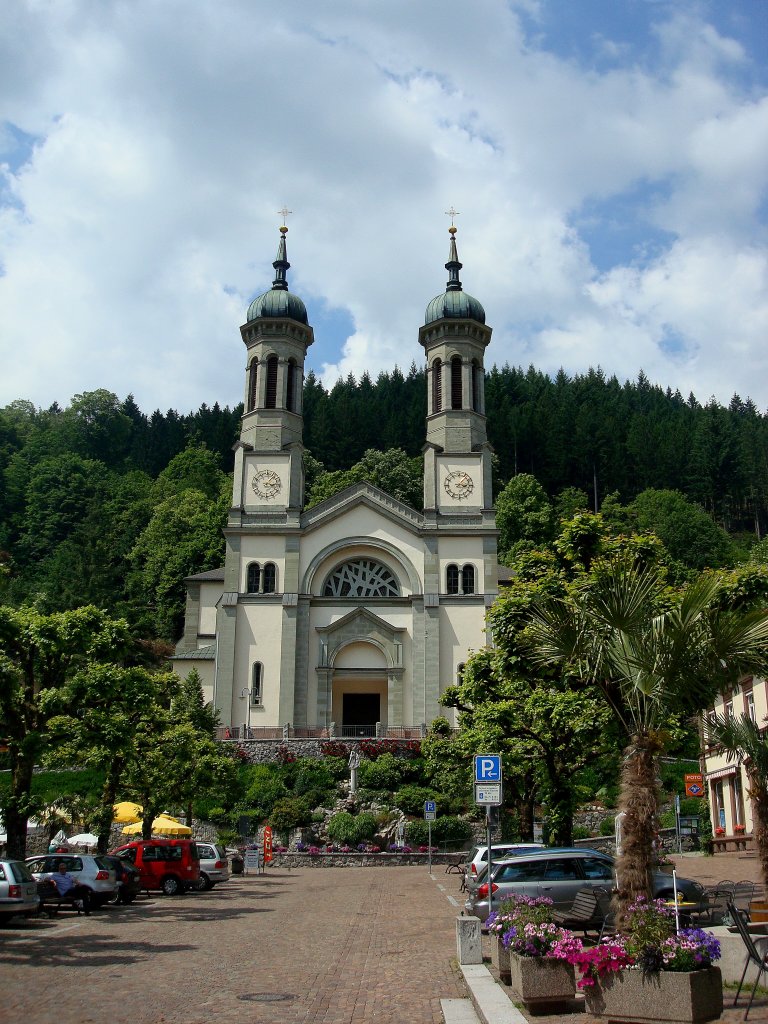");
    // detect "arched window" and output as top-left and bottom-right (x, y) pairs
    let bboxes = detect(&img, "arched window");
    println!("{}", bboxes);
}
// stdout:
(323, 558), (399, 597)
(262, 563), (277, 594)
(451, 356), (462, 409)
(432, 358), (442, 413)
(446, 564), (460, 595)
(286, 359), (297, 412)
(472, 360), (481, 412)
(246, 563), (261, 593)
(251, 663), (263, 705)
(462, 564), (475, 595)
(265, 355), (278, 409)
(248, 359), (258, 412)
